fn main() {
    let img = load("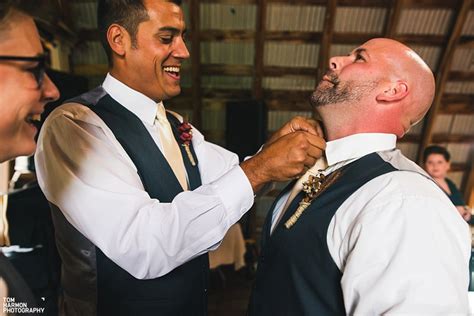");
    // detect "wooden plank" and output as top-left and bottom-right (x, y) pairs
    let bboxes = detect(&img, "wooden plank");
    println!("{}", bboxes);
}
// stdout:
(199, 30), (254, 41)
(201, 64), (254, 76)
(265, 31), (322, 42)
(464, 147), (474, 203)
(267, 0), (327, 4)
(440, 94), (474, 114)
(441, 103), (474, 114)
(254, 0), (266, 99)
(431, 134), (474, 143)
(450, 163), (470, 172)
(458, 36), (474, 48)
(337, 0), (388, 6)
(264, 66), (318, 76)
(201, 89), (253, 99)
(404, 0), (462, 8)
(200, 0), (257, 4)
(317, 0), (337, 82)
(448, 71), (474, 81)
(416, 0), (472, 164)
(190, 0), (202, 128)
(383, 0), (404, 38)
(73, 64), (108, 76)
